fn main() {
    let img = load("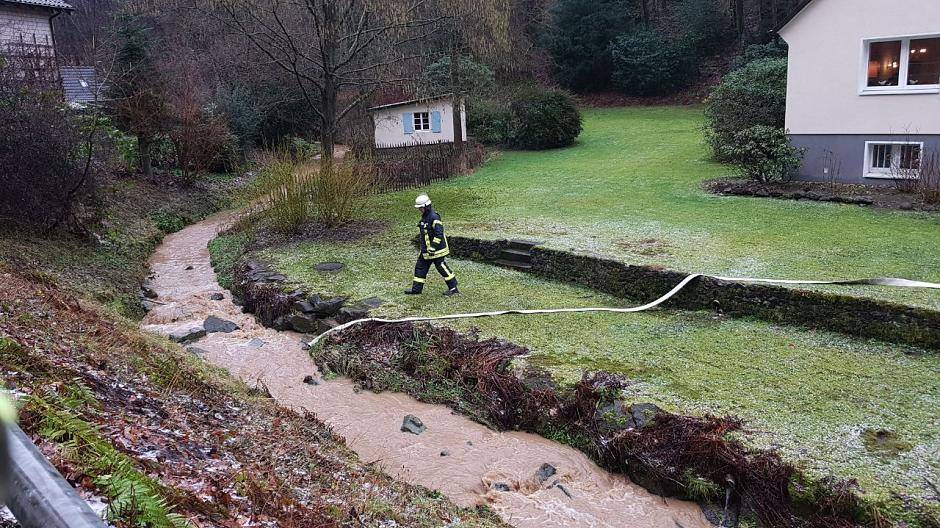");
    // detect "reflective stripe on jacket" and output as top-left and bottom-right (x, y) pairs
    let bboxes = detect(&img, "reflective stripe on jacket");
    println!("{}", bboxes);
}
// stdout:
(418, 207), (449, 260)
